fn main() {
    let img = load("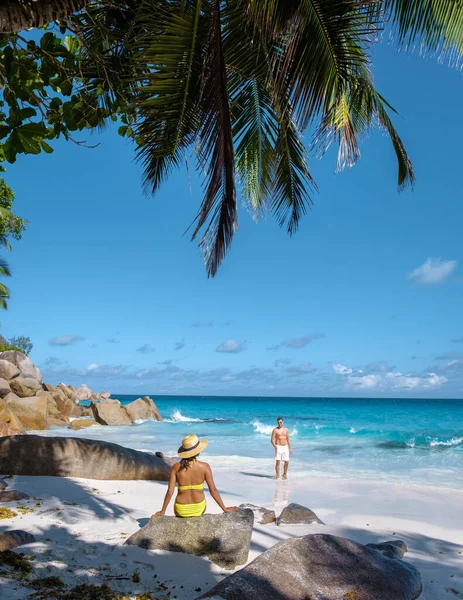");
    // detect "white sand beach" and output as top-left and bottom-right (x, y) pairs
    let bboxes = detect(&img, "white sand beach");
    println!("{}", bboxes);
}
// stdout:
(1, 469), (462, 599)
